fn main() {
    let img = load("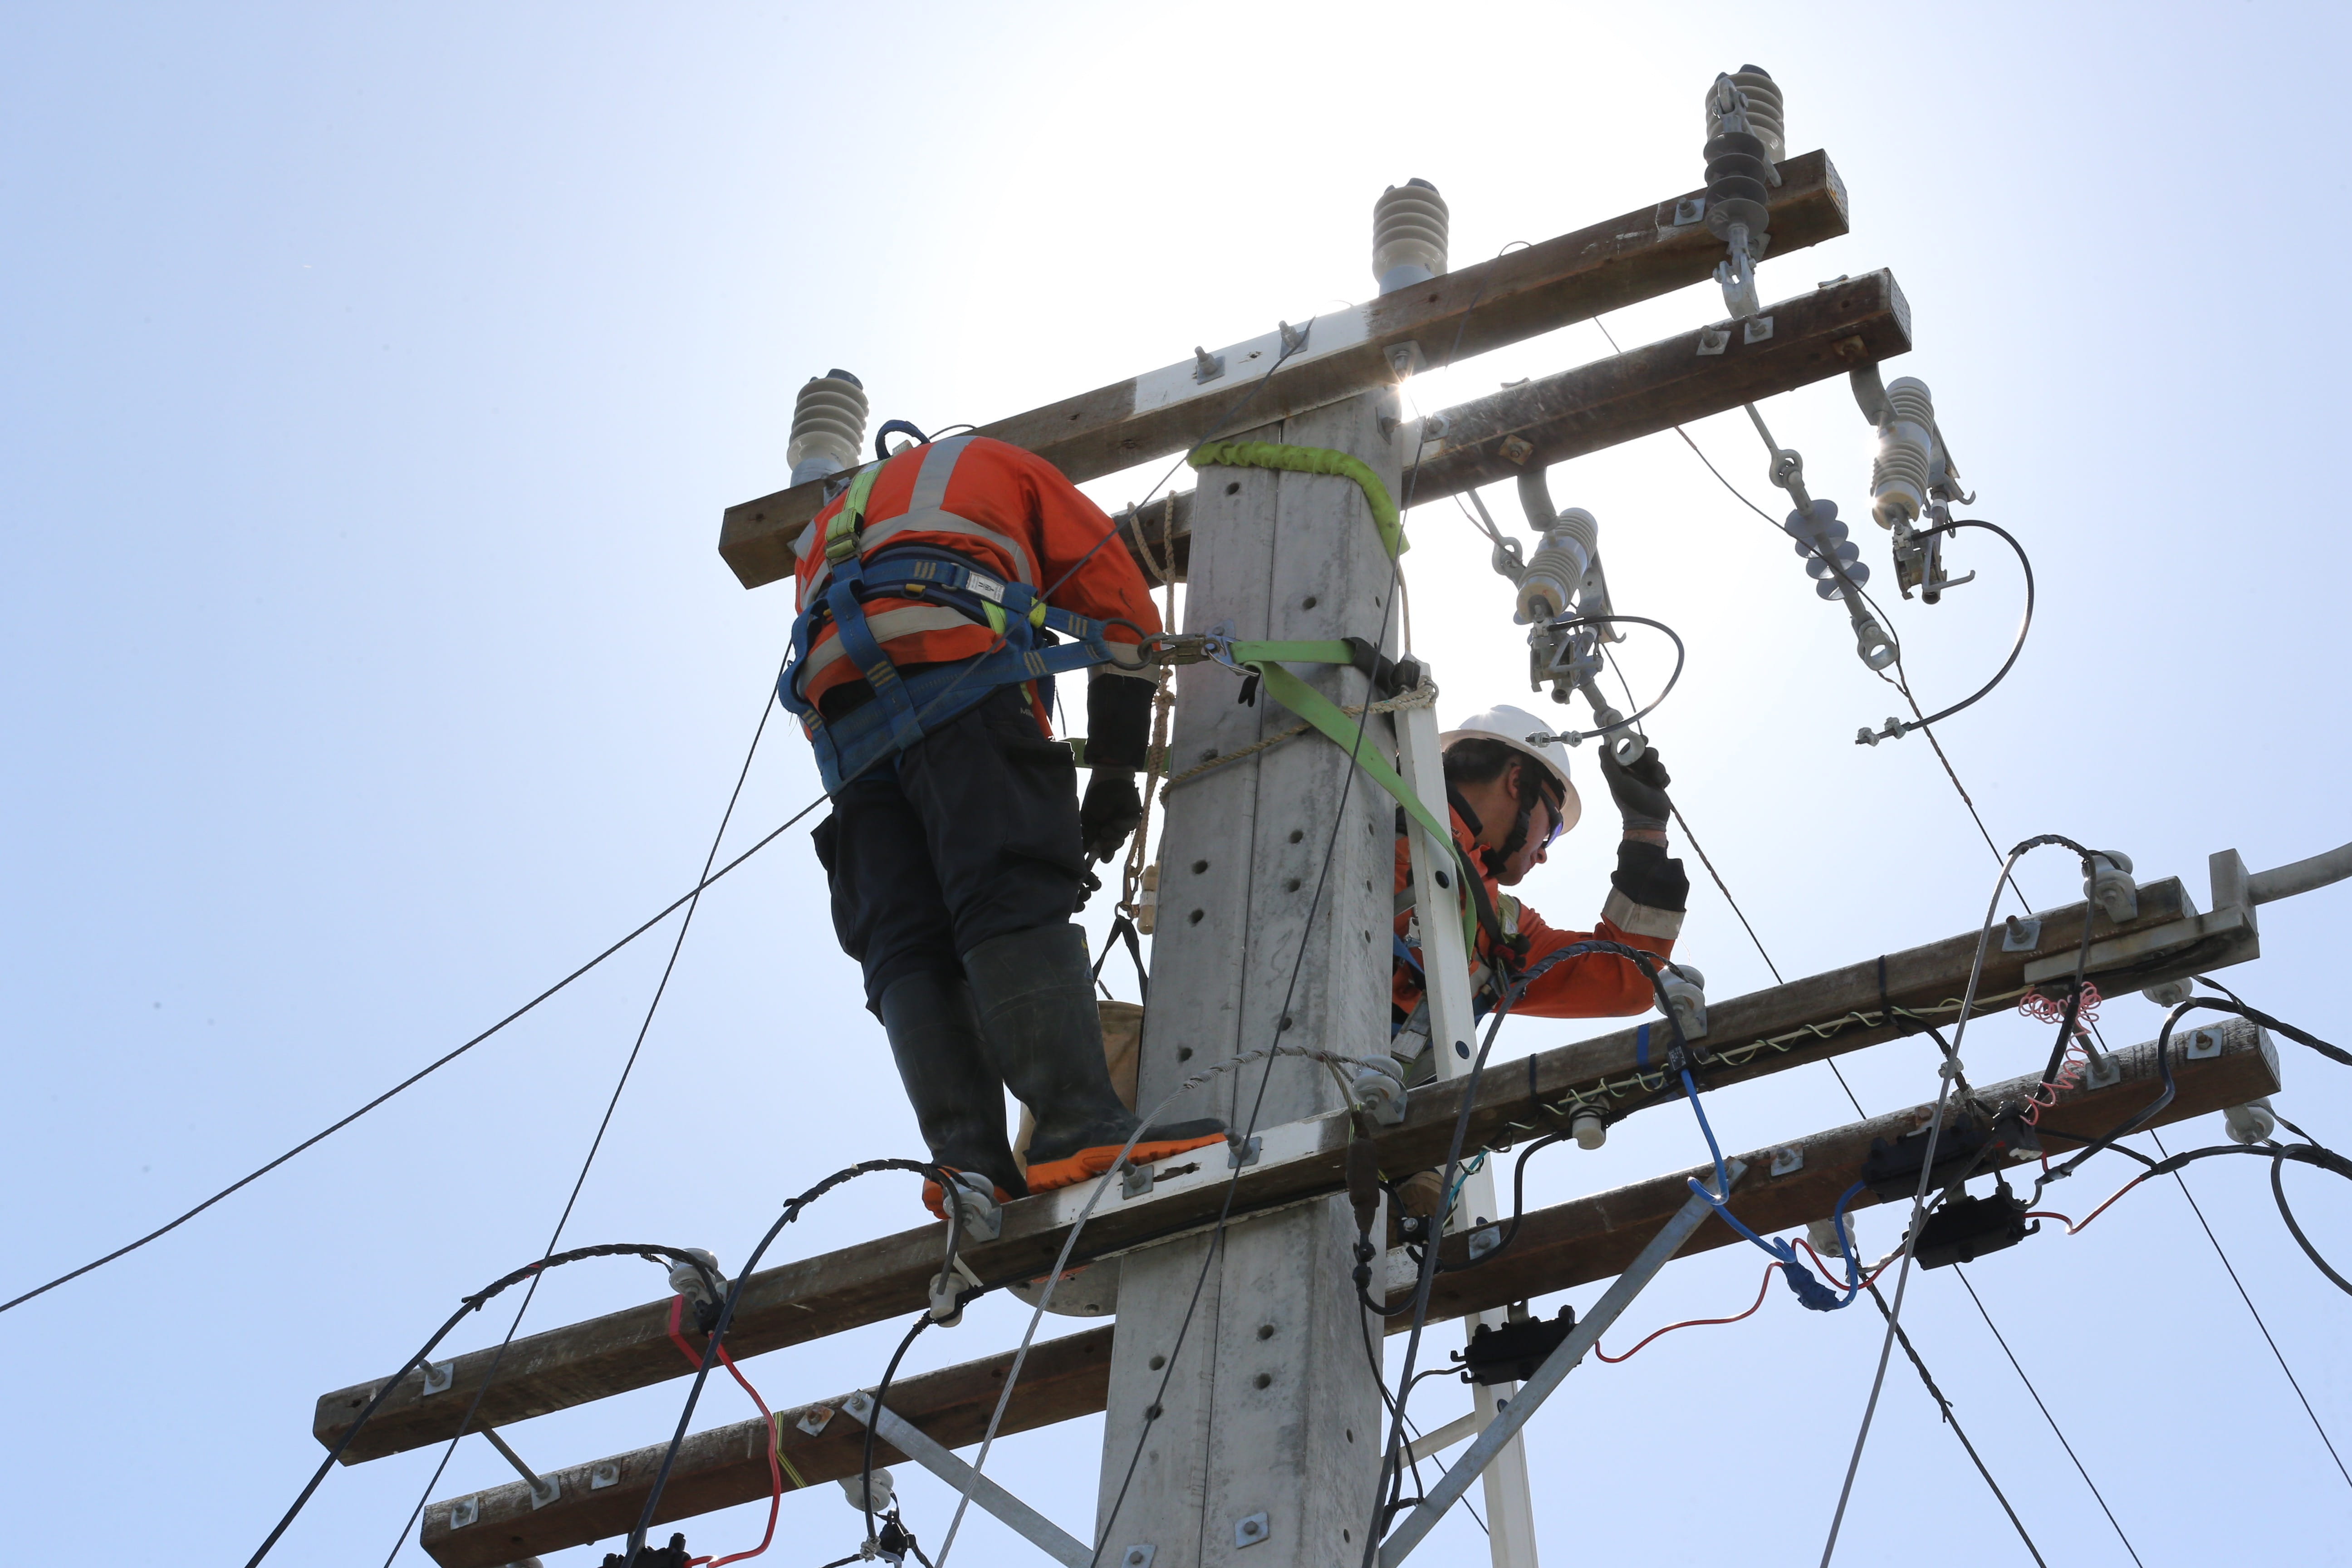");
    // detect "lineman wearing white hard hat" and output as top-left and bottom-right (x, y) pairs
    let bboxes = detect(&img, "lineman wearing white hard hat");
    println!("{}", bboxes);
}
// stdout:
(1387, 703), (1689, 1068)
